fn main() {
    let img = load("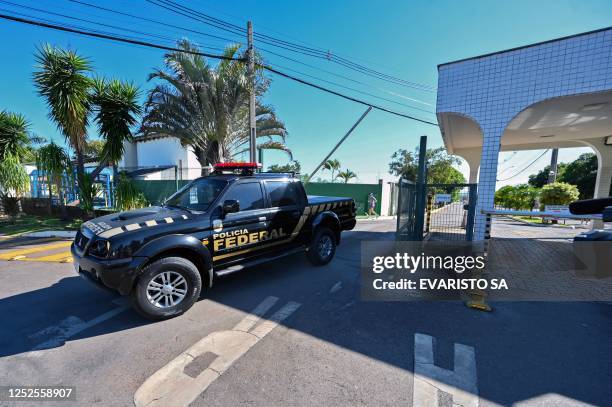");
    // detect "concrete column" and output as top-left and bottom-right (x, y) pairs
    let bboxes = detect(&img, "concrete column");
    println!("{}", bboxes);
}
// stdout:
(579, 137), (612, 229)
(584, 138), (612, 199)
(455, 148), (481, 184)
(473, 126), (504, 241)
